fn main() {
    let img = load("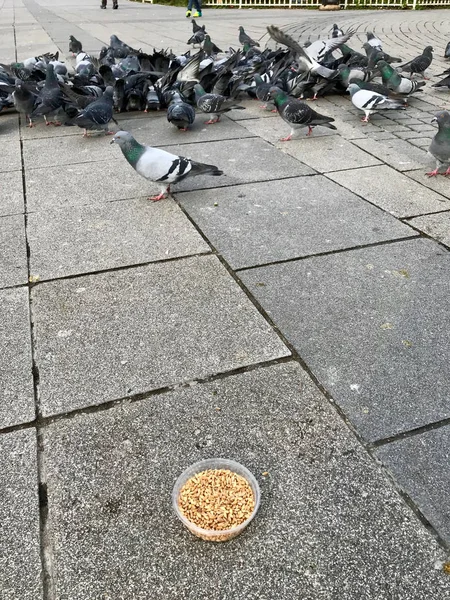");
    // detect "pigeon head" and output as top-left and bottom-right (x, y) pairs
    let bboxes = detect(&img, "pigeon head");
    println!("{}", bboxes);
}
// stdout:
(110, 130), (134, 146)
(104, 86), (114, 99)
(431, 111), (450, 127)
(346, 83), (360, 96)
(239, 26), (244, 32)
(424, 46), (433, 54)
